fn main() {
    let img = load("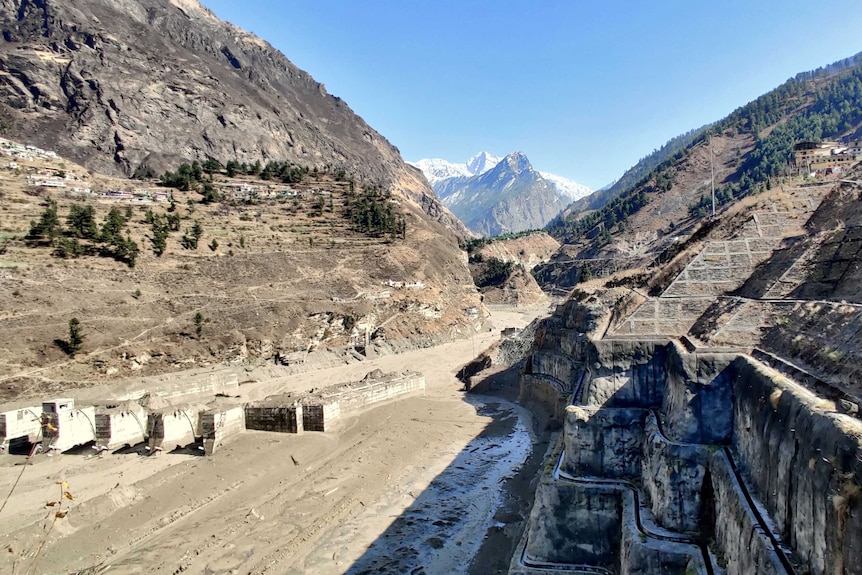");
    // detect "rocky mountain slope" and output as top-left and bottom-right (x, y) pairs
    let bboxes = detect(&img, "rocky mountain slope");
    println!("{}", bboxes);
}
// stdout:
(536, 171), (593, 202)
(0, 0), (485, 398)
(0, 0), (469, 236)
(554, 52), (862, 246)
(444, 152), (563, 236)
(465, 232), (559, 306)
